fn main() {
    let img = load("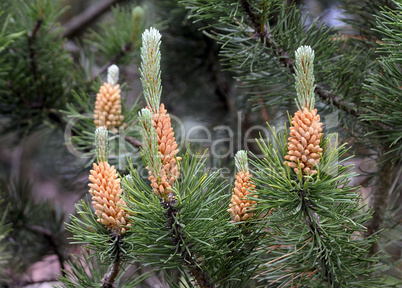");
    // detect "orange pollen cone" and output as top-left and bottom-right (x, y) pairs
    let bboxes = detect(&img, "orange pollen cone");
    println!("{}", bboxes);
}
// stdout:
(228, 171), (257, 223)
(284, 108), (323, 175)
(148, 103), (181, 197)
(94, 82), (124, 131)
(88, 161), (129, 234)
